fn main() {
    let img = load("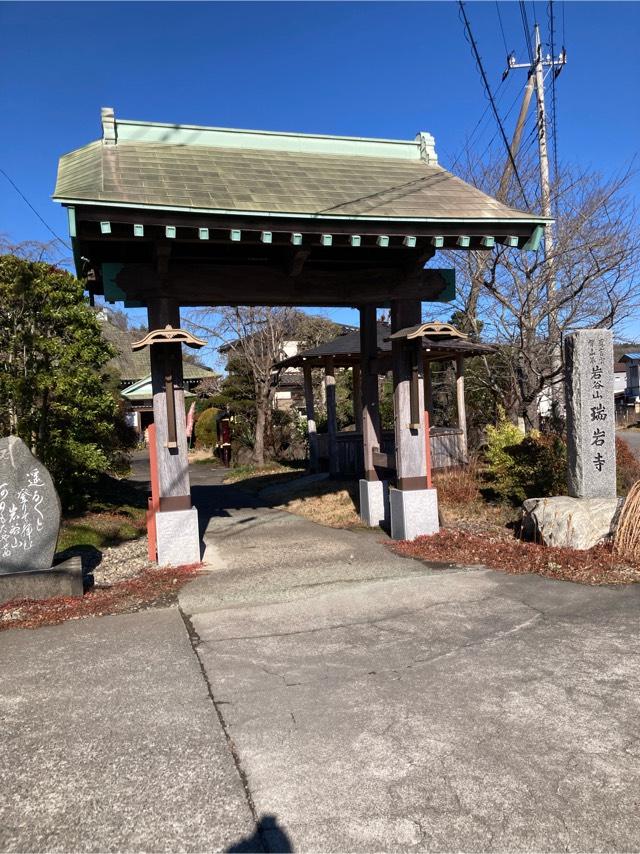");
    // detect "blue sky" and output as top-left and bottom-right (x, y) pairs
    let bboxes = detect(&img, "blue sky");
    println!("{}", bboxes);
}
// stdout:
(1, 1), (639, 336)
